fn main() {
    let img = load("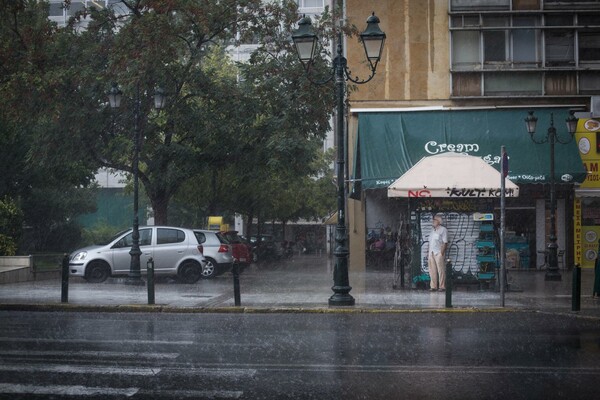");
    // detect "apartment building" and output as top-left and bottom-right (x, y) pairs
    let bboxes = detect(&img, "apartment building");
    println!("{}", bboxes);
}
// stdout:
(343, 0), (600, 275)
